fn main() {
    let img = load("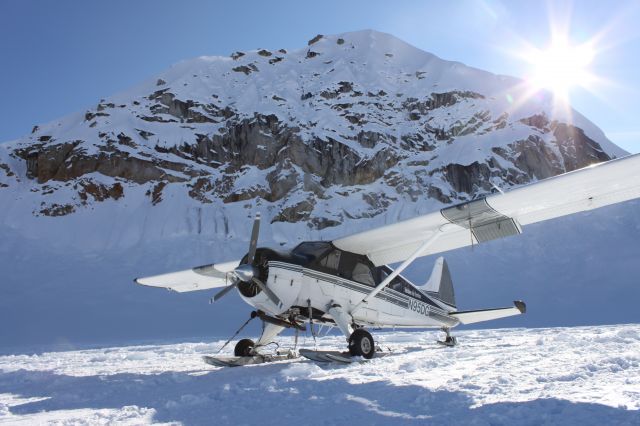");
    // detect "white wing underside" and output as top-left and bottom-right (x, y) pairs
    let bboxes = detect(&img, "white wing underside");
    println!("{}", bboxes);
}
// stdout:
(135, 260), (240, 292)
(334, 154), (640, 266)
